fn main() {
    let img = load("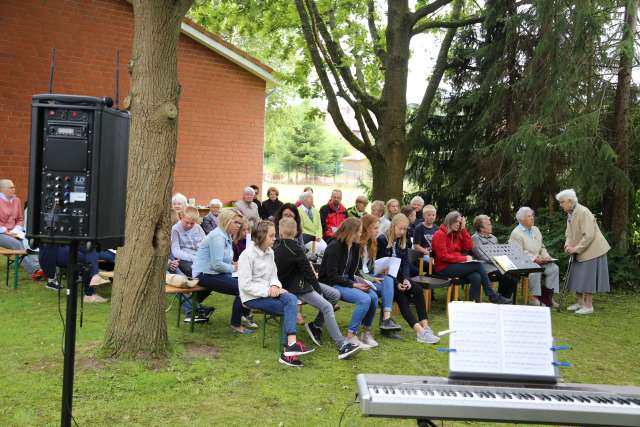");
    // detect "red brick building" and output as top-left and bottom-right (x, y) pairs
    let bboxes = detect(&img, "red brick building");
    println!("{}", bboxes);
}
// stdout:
(0, 0), (275, 205)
